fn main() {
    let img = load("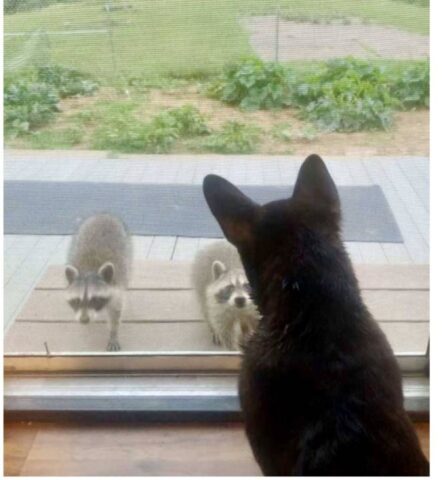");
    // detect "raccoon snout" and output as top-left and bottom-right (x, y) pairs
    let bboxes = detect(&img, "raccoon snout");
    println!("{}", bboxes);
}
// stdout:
(79, 313), (90, 324)
(234, 296), (246, 308)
